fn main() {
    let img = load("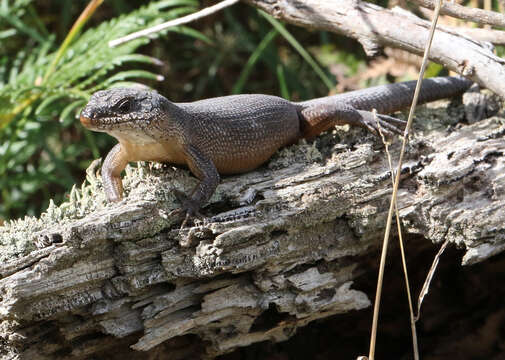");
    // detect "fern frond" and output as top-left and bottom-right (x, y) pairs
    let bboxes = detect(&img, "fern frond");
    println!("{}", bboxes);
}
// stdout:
(0, 0), (208, 220)
(45, 0), (200, 93)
